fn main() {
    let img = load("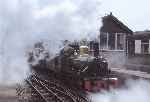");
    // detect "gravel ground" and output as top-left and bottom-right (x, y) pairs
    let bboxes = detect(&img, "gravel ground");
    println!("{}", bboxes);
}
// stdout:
(0, 85), (18, 102)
